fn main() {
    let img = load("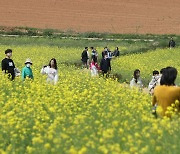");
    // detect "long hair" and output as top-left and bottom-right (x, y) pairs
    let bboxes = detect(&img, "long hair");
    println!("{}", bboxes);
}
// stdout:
(133, 69), (140, 83)
(49, 58), (57, 70)
(160, 67), (177, 86)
